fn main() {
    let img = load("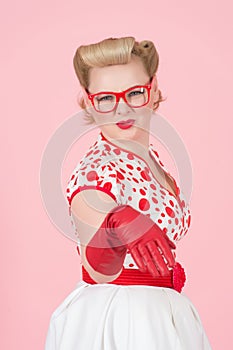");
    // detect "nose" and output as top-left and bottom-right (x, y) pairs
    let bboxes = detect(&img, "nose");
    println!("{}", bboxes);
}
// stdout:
(115, 97), (132, 115)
